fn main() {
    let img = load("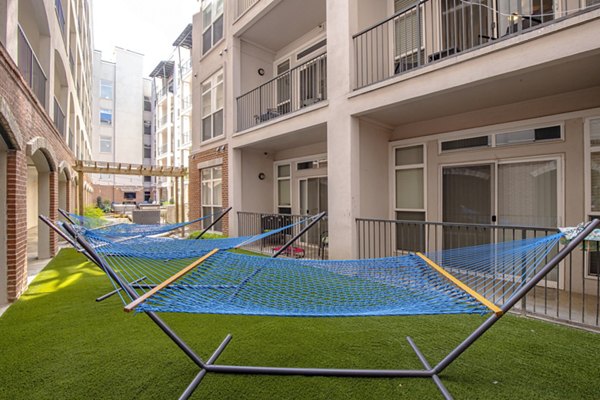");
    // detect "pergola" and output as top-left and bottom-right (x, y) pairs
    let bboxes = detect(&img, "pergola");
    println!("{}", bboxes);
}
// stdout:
(73, 160), (188, 222)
